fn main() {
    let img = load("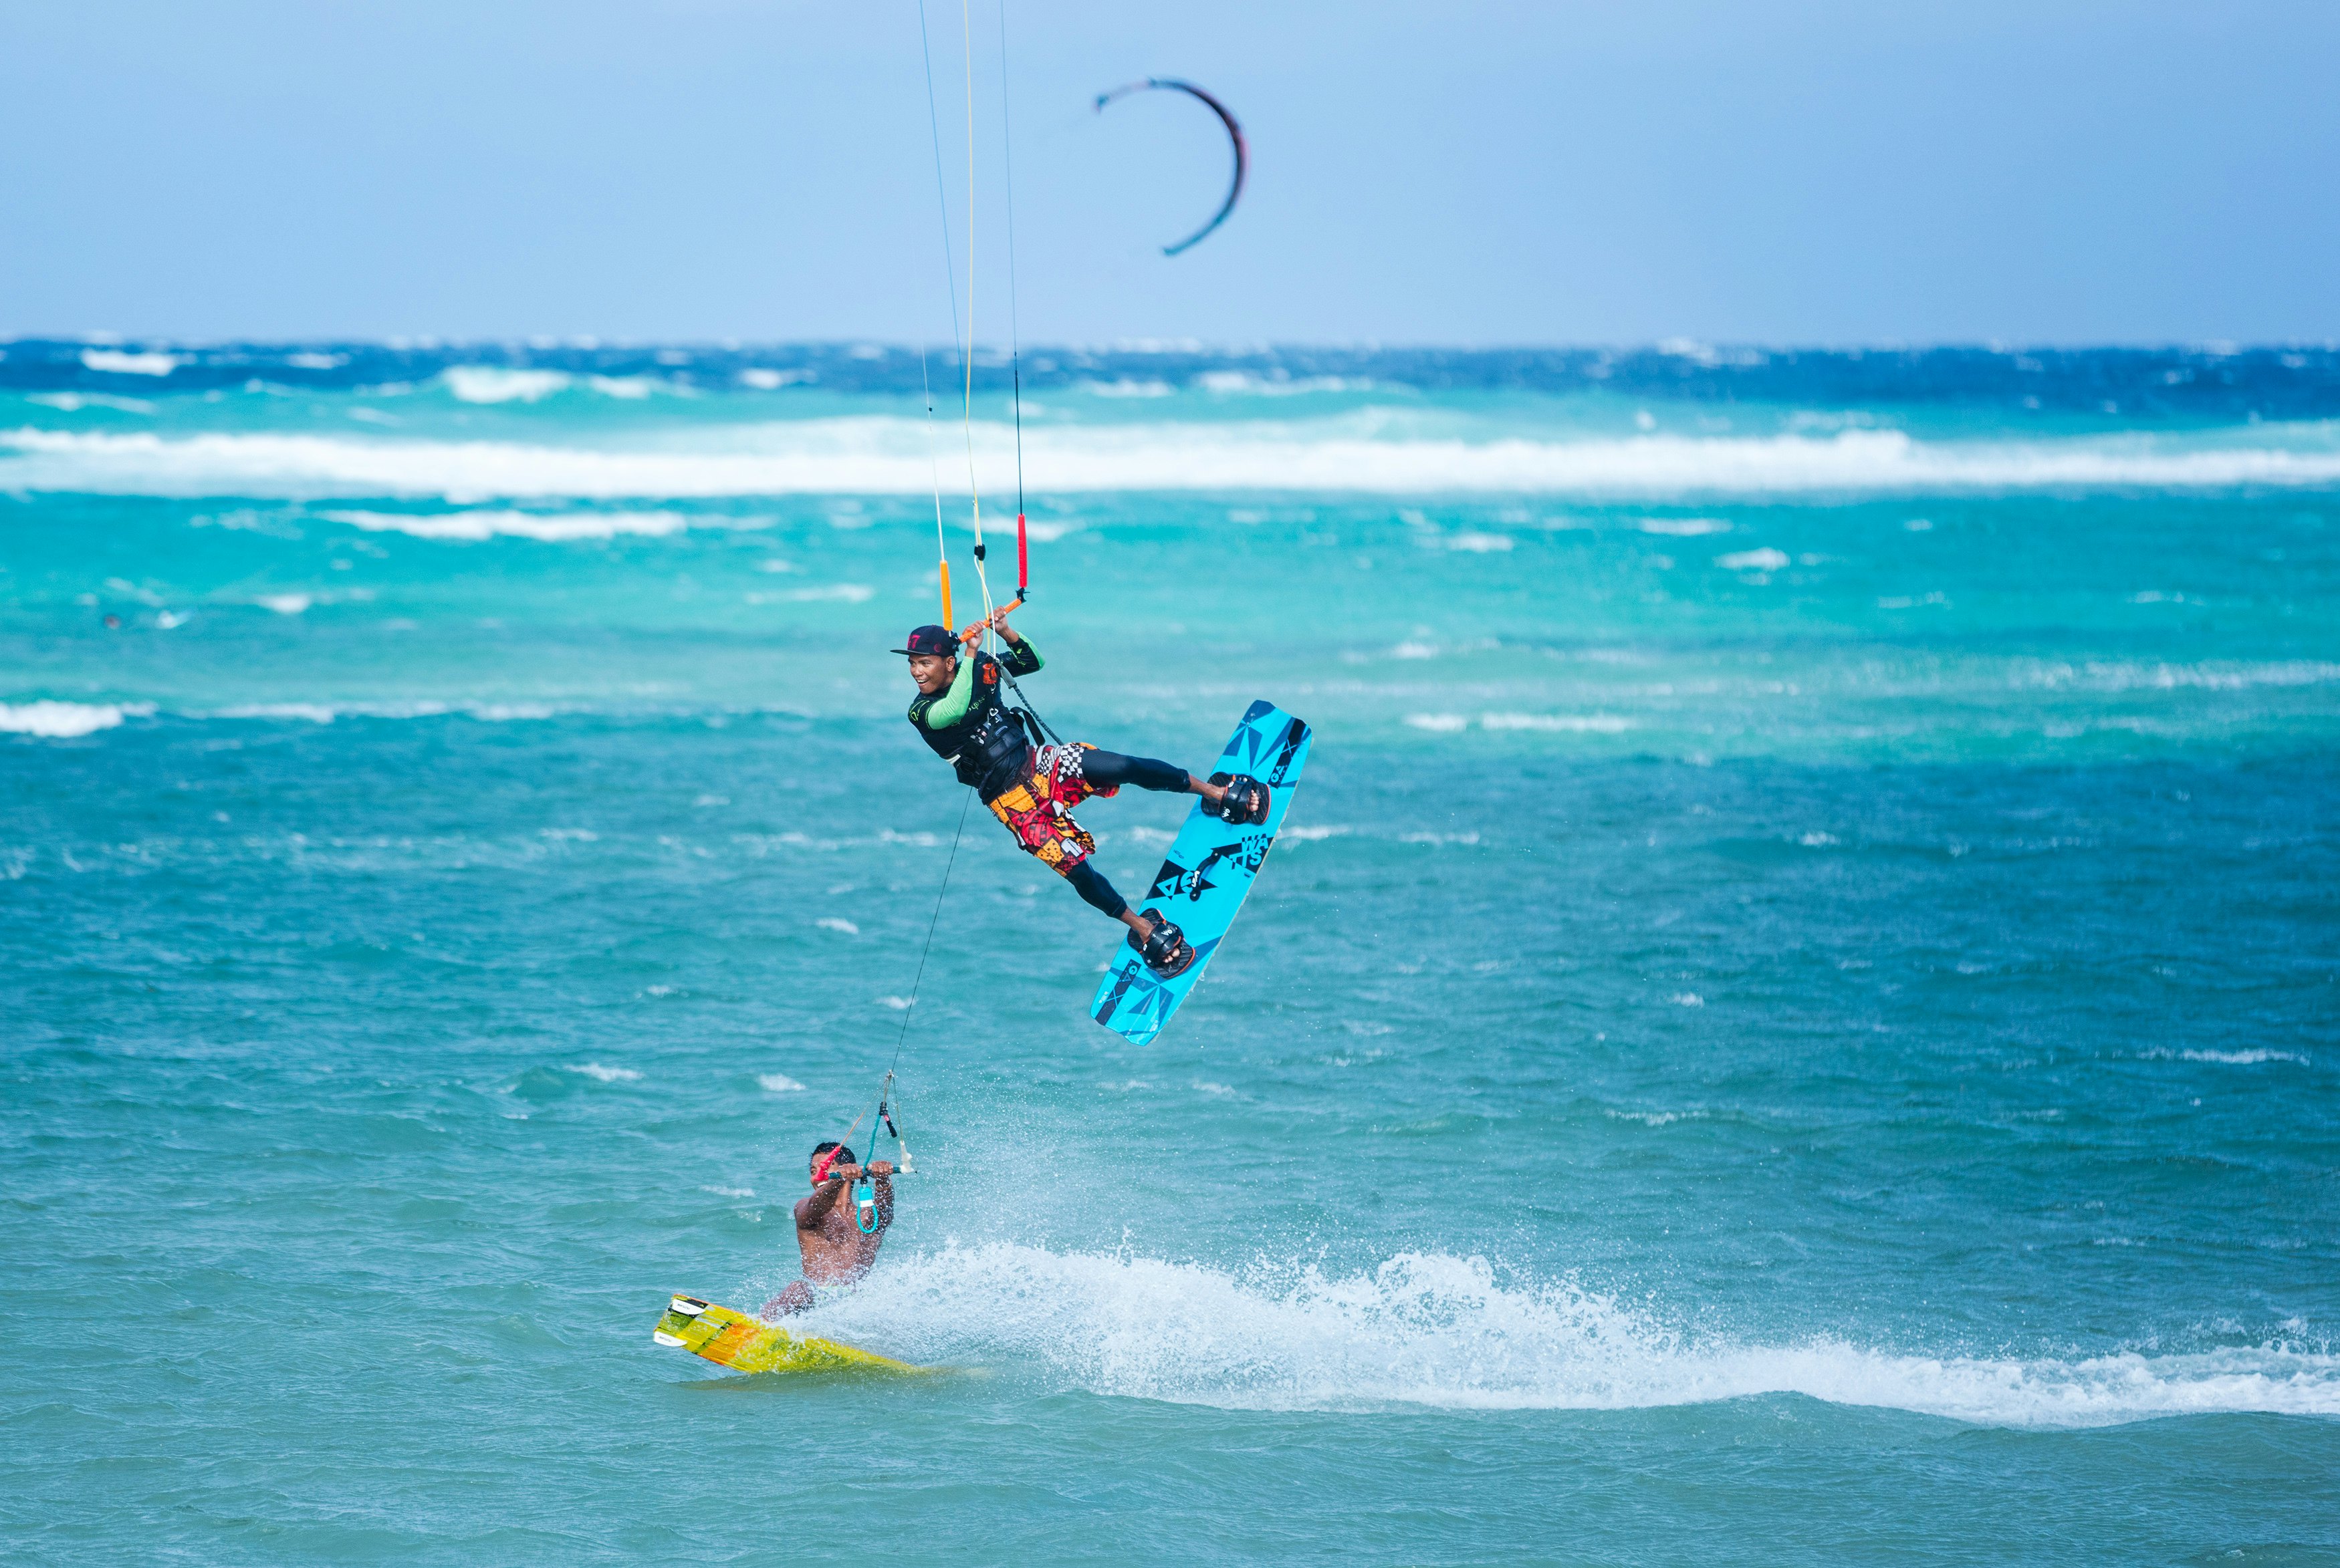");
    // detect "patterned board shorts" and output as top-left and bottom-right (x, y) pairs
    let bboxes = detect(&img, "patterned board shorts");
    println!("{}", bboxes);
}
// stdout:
(987, 743), (1119, 874)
